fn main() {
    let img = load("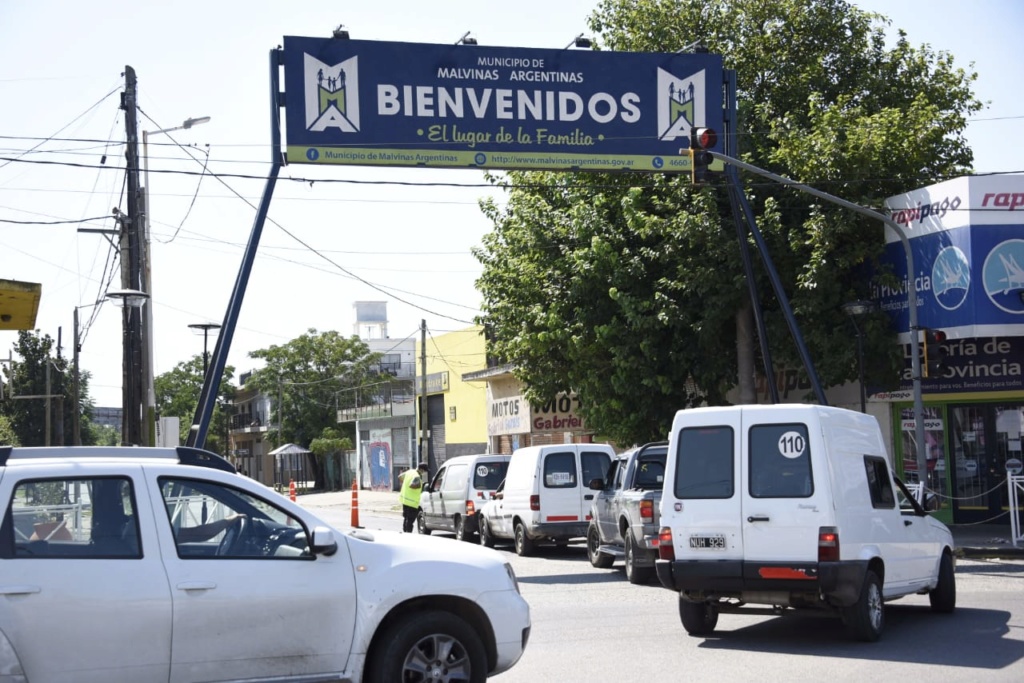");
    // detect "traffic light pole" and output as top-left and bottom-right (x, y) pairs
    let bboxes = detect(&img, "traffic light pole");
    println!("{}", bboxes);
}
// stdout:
(710, 150), (928, 495)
